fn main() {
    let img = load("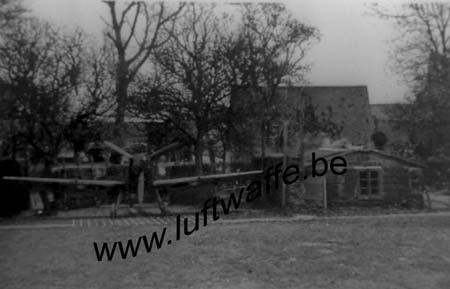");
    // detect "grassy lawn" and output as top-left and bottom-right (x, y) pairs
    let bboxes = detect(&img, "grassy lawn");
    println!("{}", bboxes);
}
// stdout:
(1, 215), (450, 289)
